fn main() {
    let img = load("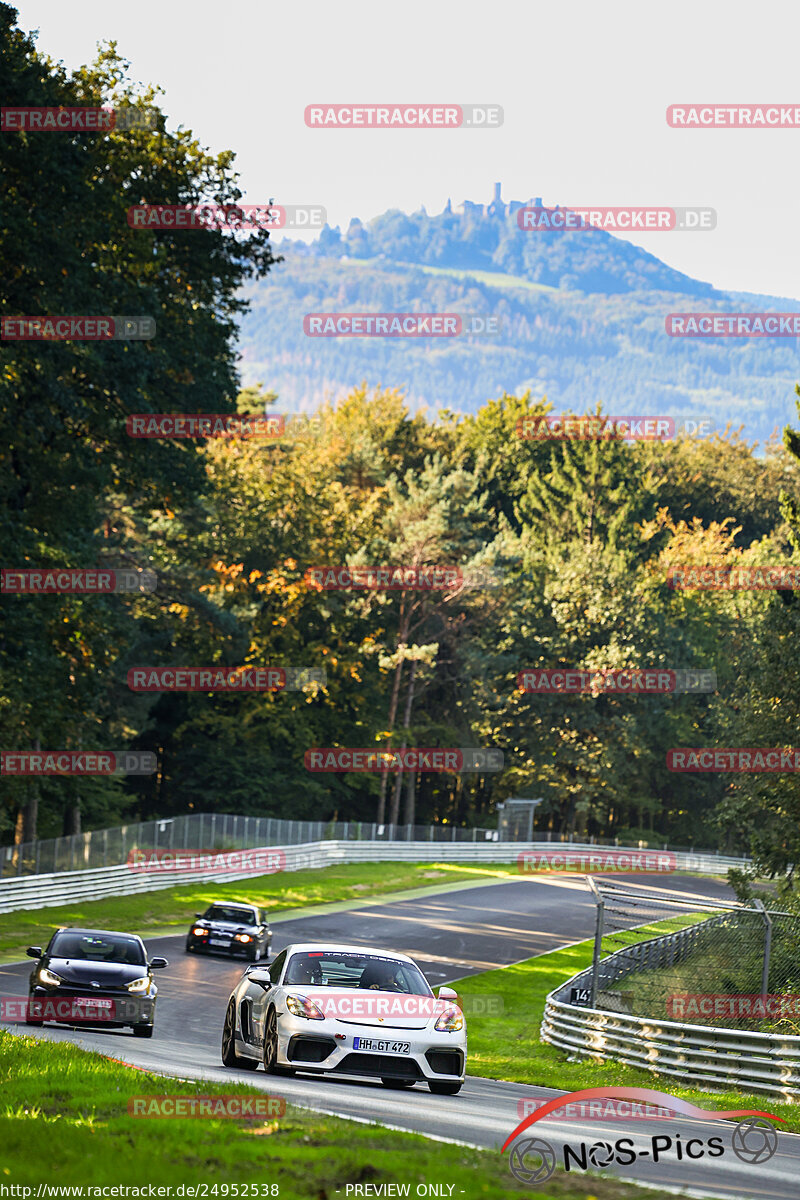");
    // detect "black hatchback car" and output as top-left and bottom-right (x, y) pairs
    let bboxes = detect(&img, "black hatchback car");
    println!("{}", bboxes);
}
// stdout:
(26, 928), (167, 1037)
(185, 902), (271, 962)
